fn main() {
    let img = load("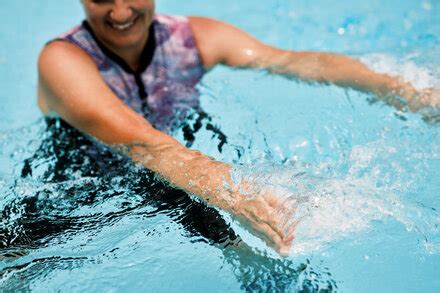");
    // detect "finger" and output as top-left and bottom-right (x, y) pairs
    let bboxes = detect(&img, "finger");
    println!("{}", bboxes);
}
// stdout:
(286, 220), (298, 240)
(284, 234), (295, 244)
(278, 244), (291, 257)
(262, 193), (283, 208)
(248, 214), (294, 256)
(253, 221), (286, 251)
